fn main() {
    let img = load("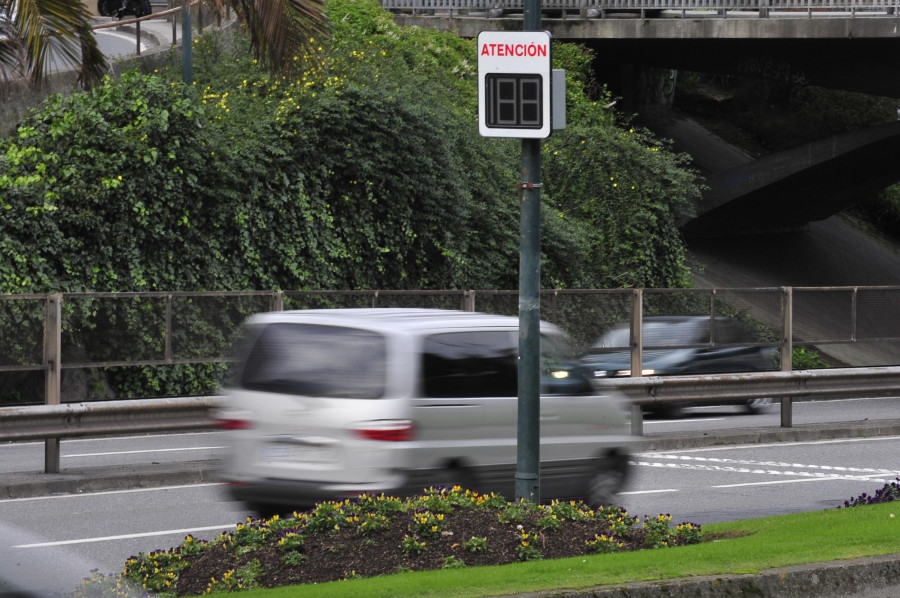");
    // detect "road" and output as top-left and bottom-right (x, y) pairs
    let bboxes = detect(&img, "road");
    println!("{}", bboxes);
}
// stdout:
(1, 397), (898, 593)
